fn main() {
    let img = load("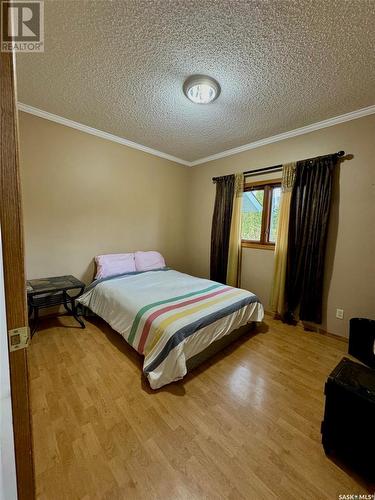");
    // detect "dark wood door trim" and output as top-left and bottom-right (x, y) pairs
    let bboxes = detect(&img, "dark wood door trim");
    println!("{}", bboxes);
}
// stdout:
(0, 52), (35, 499)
